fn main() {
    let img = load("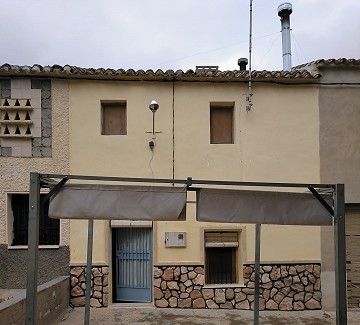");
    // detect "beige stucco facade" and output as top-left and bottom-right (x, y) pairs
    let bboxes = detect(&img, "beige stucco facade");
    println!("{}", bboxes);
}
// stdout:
(68, 80), (321, 267)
